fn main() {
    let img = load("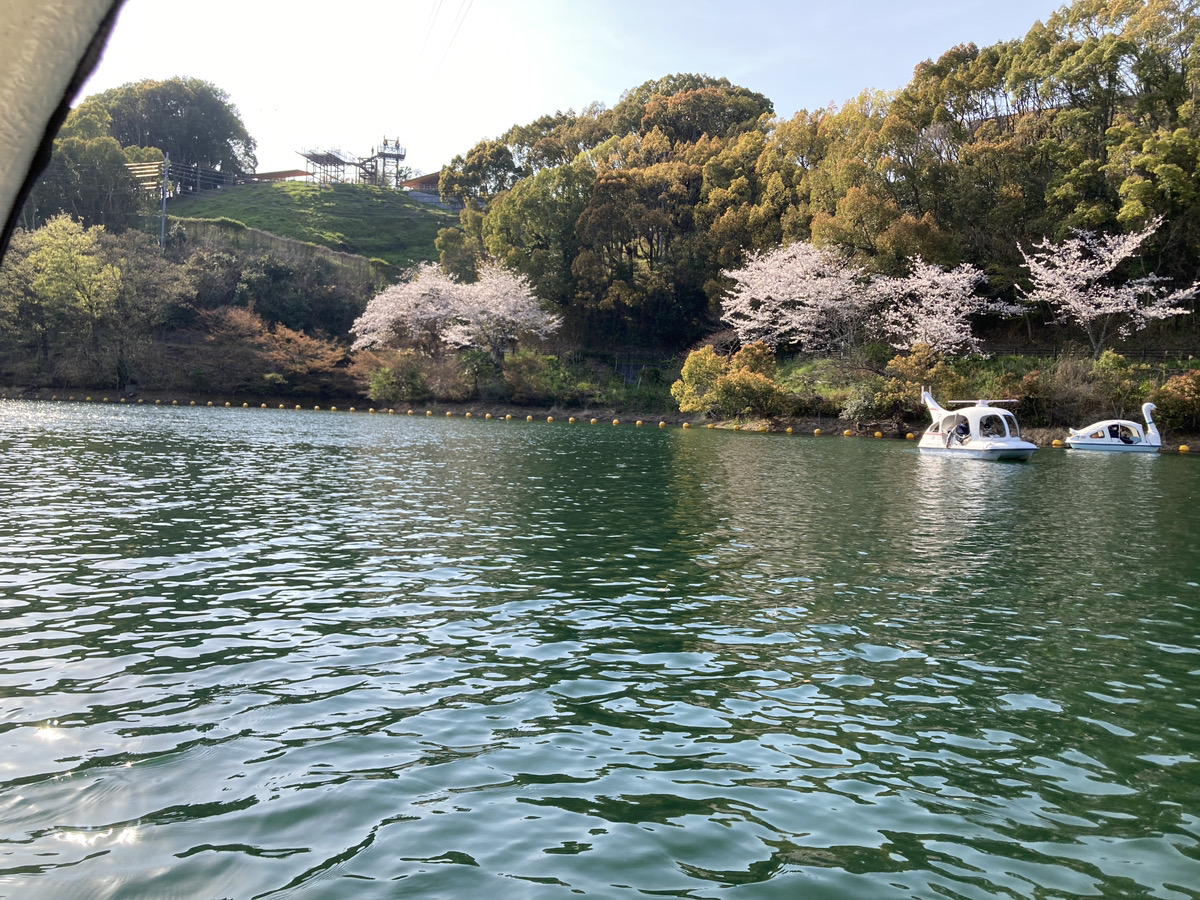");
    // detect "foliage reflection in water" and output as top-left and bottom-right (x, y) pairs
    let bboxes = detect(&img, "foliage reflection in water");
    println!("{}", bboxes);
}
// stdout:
(1, 400), (1198, 899)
